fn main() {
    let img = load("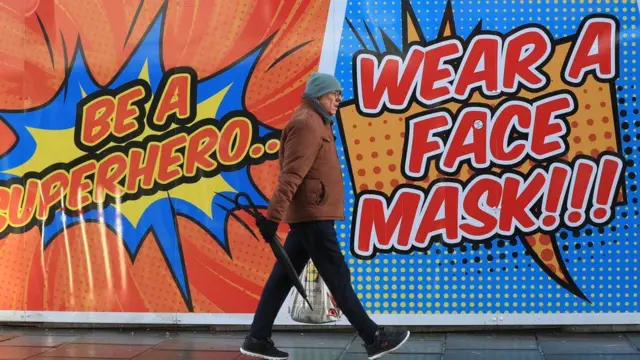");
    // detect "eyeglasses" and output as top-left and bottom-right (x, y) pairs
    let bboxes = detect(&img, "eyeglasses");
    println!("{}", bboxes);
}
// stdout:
(332, 90), (343, 99)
